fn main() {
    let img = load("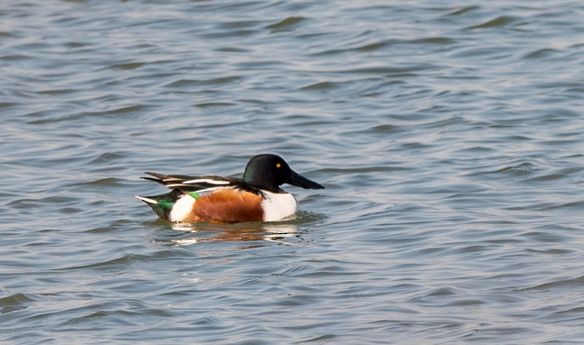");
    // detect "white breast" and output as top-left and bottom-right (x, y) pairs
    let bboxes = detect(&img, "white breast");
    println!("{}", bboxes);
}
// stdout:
(261, 191), (297, 222)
